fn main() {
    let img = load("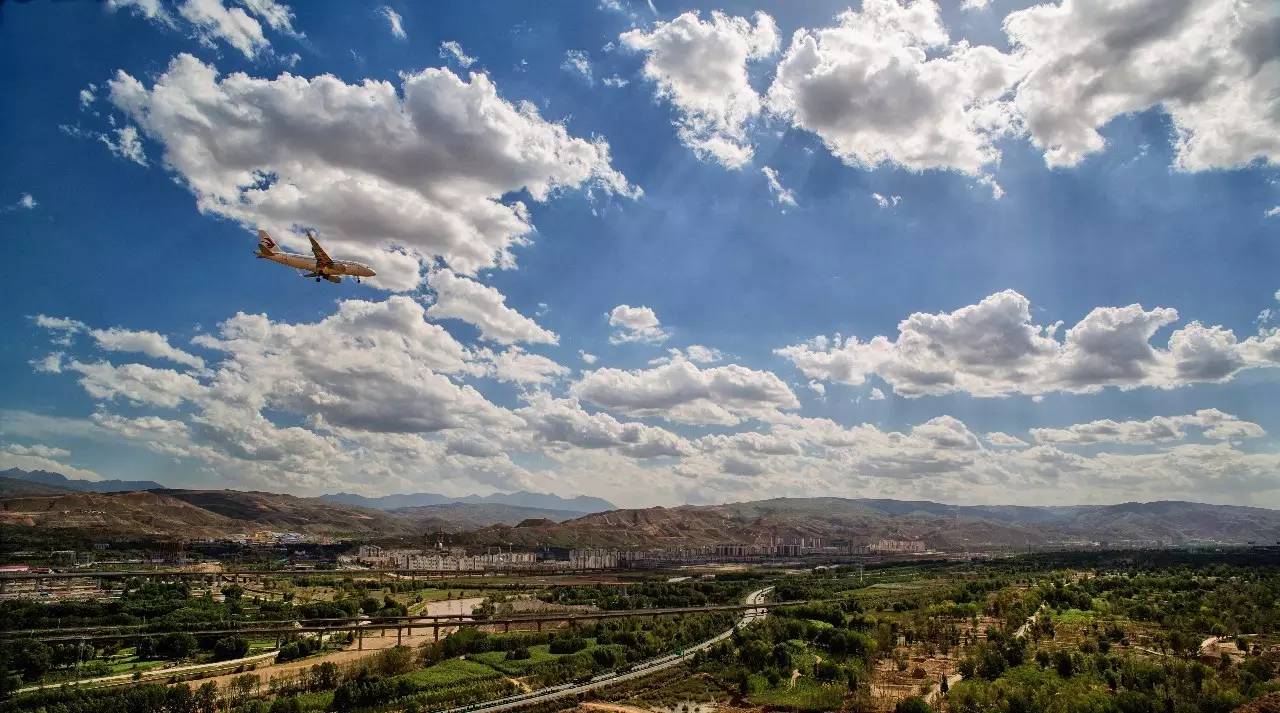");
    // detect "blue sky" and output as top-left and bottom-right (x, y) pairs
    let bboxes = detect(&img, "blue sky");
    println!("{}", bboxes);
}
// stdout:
(1, 0), (1278, 507)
